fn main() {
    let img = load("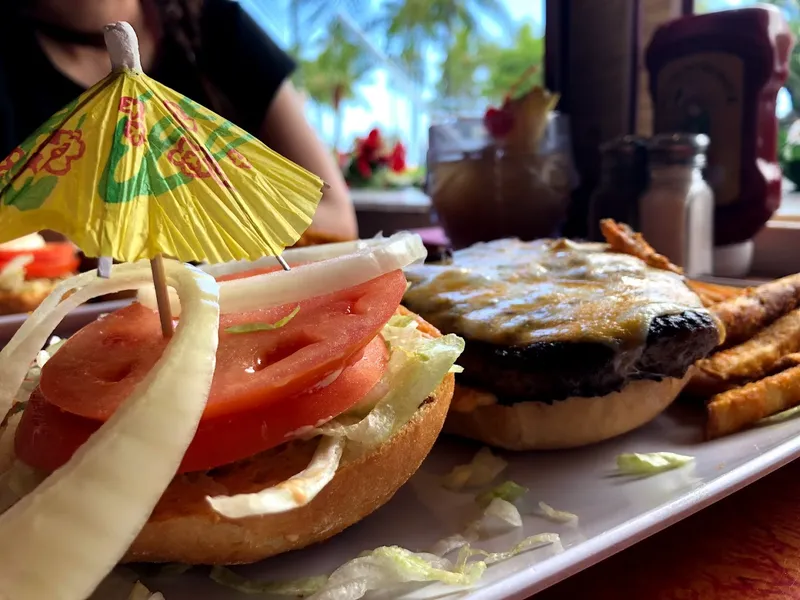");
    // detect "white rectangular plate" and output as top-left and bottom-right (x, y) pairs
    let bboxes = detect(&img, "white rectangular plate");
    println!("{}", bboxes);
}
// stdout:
(138, 402), (800, 600)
